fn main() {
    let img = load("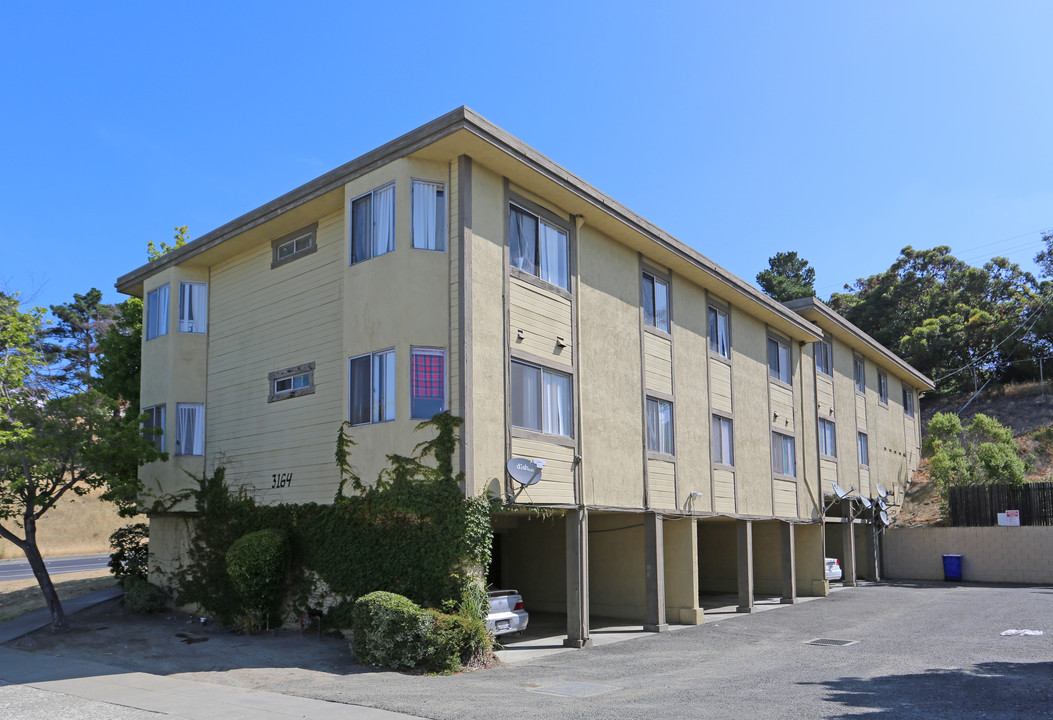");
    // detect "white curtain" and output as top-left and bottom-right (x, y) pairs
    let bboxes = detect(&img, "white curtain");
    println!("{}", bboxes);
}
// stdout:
(654, 277), (669, 331)
(373, 351), (395, 422)
(712, 416), (733, 465)
(647, 399), (661, 452)
(542, 371), (571, 437)
(177, 403), (203, 456)
(373, 184), (395, 256)
(413, 181), (439, 250)
(511, 362), (540, 431)
(509, 208), (537, 274)
(179, 282), (206, 333)
(658, 400), (673, 454)
(540, 222), (569, 290)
